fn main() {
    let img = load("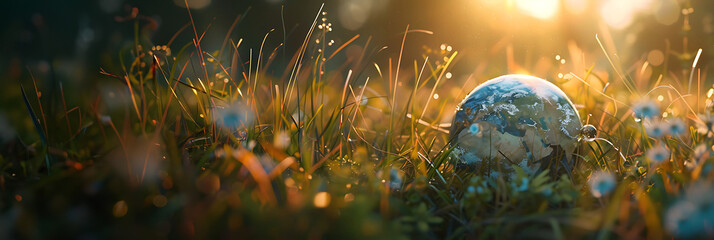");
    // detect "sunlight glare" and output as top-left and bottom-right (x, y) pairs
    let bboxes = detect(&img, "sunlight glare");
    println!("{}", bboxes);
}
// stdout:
(601, 0), (634, 29)
(564, 0), (587, 14)
(515, 0), (559, 19)
(654, 0), (680, 25)
(600, 0), (654, 29)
